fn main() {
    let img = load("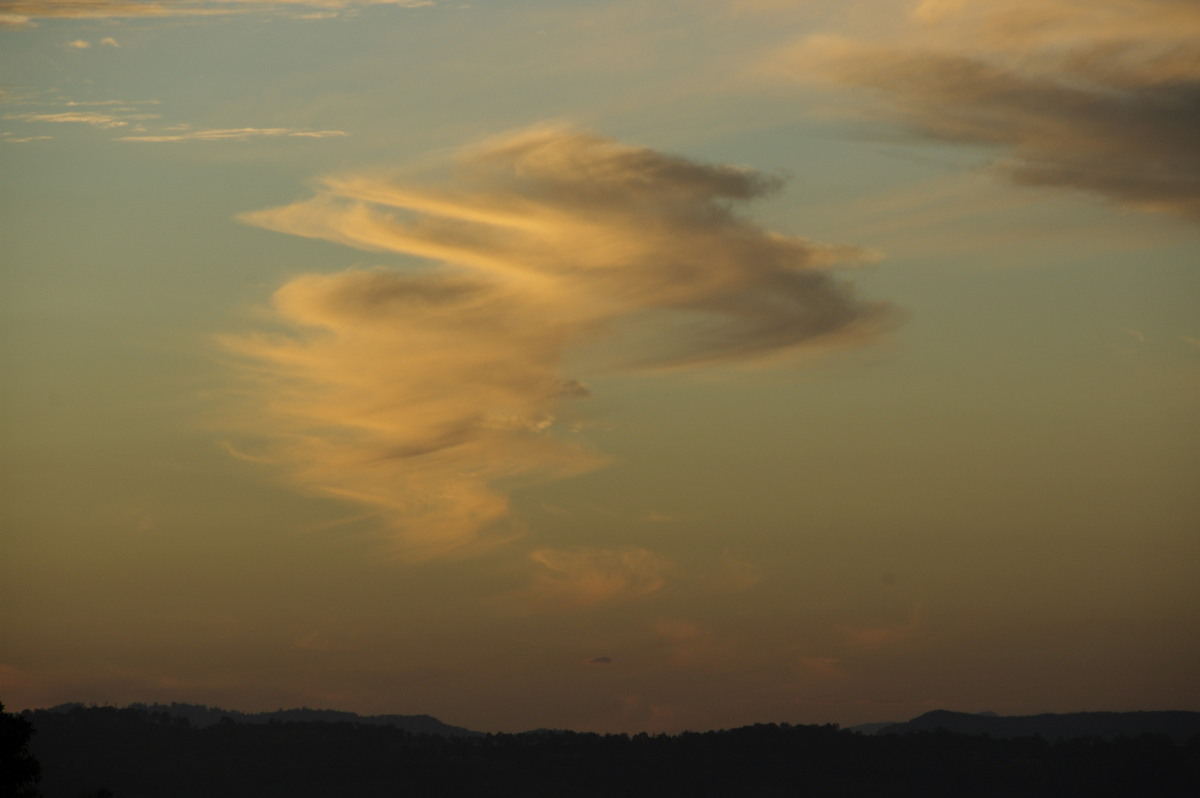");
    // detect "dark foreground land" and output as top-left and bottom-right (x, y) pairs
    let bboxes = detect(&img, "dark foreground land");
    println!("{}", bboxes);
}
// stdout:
(12, 704), (1200, 798)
